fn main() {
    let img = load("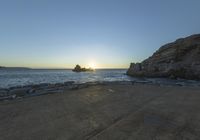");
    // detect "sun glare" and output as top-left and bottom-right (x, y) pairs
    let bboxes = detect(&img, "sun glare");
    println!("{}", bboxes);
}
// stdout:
(88, 61), (97, 69)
